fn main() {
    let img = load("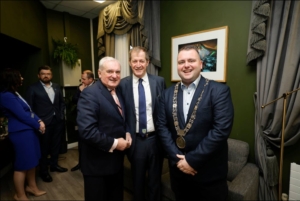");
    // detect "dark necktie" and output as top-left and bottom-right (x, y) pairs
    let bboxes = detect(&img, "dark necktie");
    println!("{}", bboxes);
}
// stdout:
(138, 78), (147, 134)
